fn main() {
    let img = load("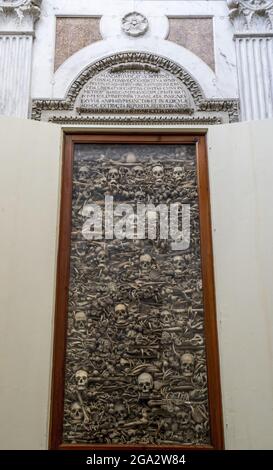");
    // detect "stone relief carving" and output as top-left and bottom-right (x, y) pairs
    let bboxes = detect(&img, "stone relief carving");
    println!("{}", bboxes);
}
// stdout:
(31, 52), (239, 125)
(62, 143), (211, 445)
(0, 0), (42, 21)
(121, 12), (149, 37)
(227, 0), (273, 33)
